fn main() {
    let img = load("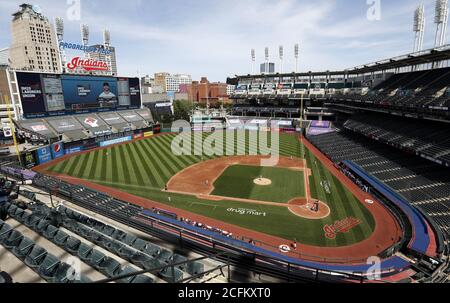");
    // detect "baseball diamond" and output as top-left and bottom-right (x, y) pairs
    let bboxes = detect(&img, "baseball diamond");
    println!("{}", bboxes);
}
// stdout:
(41, 132), (382, 249)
